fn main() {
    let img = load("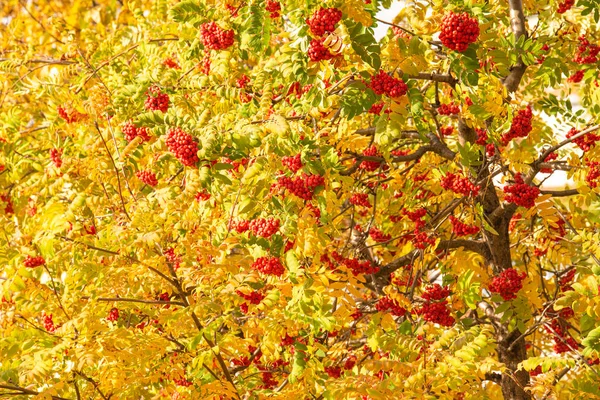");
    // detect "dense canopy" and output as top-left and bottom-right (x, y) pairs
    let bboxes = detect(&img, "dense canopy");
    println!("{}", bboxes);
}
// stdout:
(1, 0), (600, 399)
